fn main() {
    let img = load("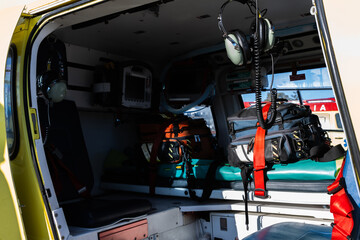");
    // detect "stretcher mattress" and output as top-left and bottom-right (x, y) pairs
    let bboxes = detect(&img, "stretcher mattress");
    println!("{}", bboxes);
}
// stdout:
(157, 159), (339, 181)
